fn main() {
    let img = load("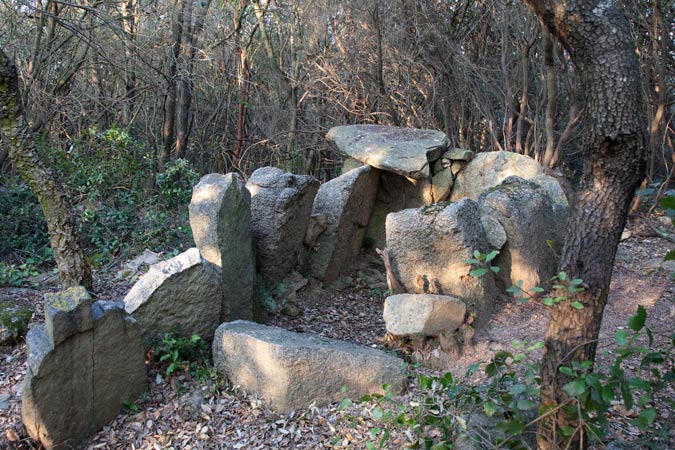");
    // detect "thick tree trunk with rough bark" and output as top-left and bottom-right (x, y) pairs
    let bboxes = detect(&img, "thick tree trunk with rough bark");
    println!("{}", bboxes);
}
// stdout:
(0, 50), (92, 291)
(520, 1), (647, 449)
